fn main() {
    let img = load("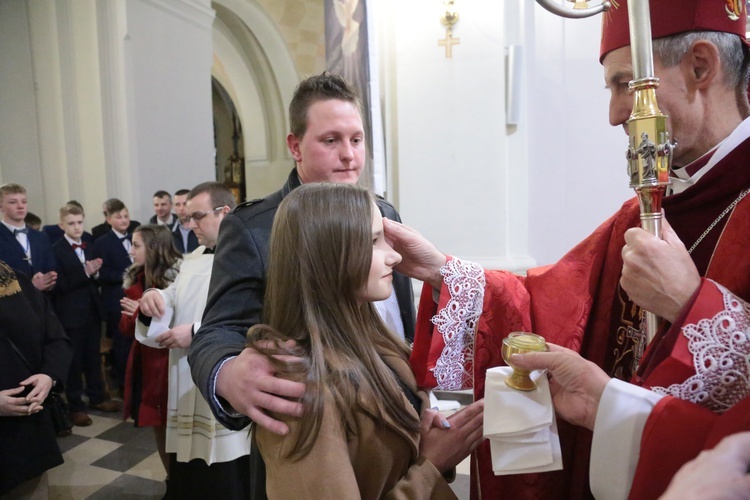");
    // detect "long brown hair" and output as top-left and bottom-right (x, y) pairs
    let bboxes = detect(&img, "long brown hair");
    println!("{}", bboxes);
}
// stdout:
(247, 183), (417, 459)
(124, 224), (181, 289)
